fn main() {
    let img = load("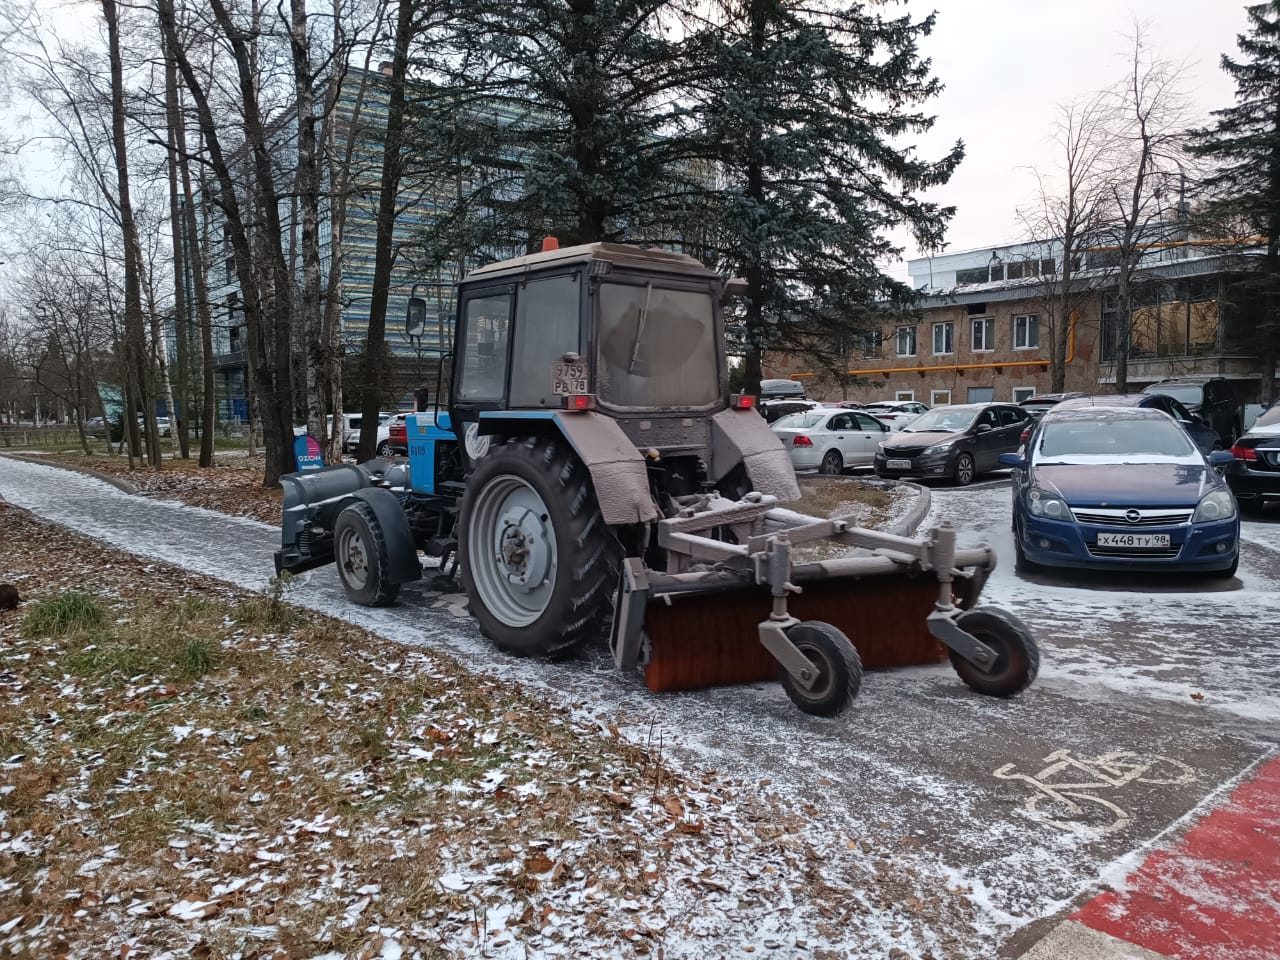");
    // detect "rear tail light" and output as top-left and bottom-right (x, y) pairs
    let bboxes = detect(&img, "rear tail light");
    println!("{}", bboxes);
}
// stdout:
(563, 394), (596, 412)
(1020, 427), (1031, 443)
(730, 393), (755, 409)
(793, 435), (813, 447)
(1230, 444), (1256, 461)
